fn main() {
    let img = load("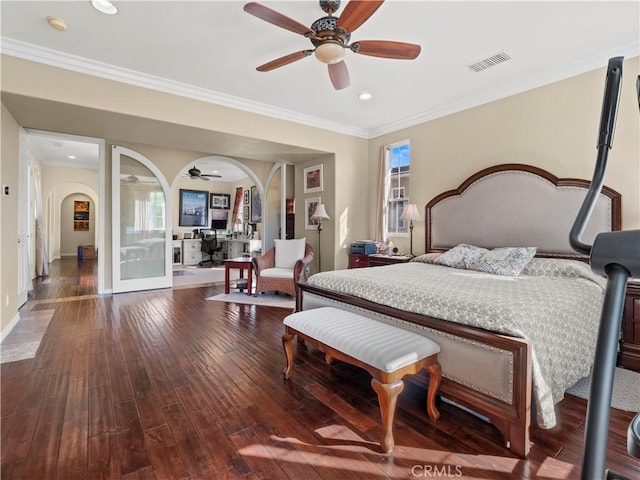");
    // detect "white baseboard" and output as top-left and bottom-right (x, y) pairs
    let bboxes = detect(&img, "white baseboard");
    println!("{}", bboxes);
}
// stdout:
(0, 312), (21, 342)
